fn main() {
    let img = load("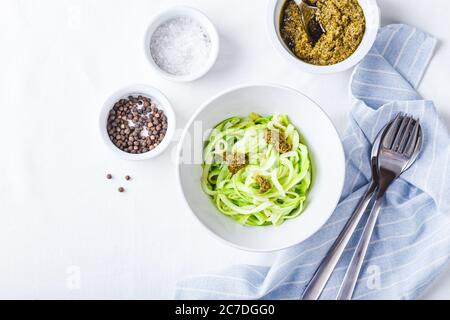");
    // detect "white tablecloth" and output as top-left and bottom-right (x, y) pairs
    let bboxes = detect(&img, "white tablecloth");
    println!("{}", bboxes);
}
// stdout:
(1, 0), (449, 299)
